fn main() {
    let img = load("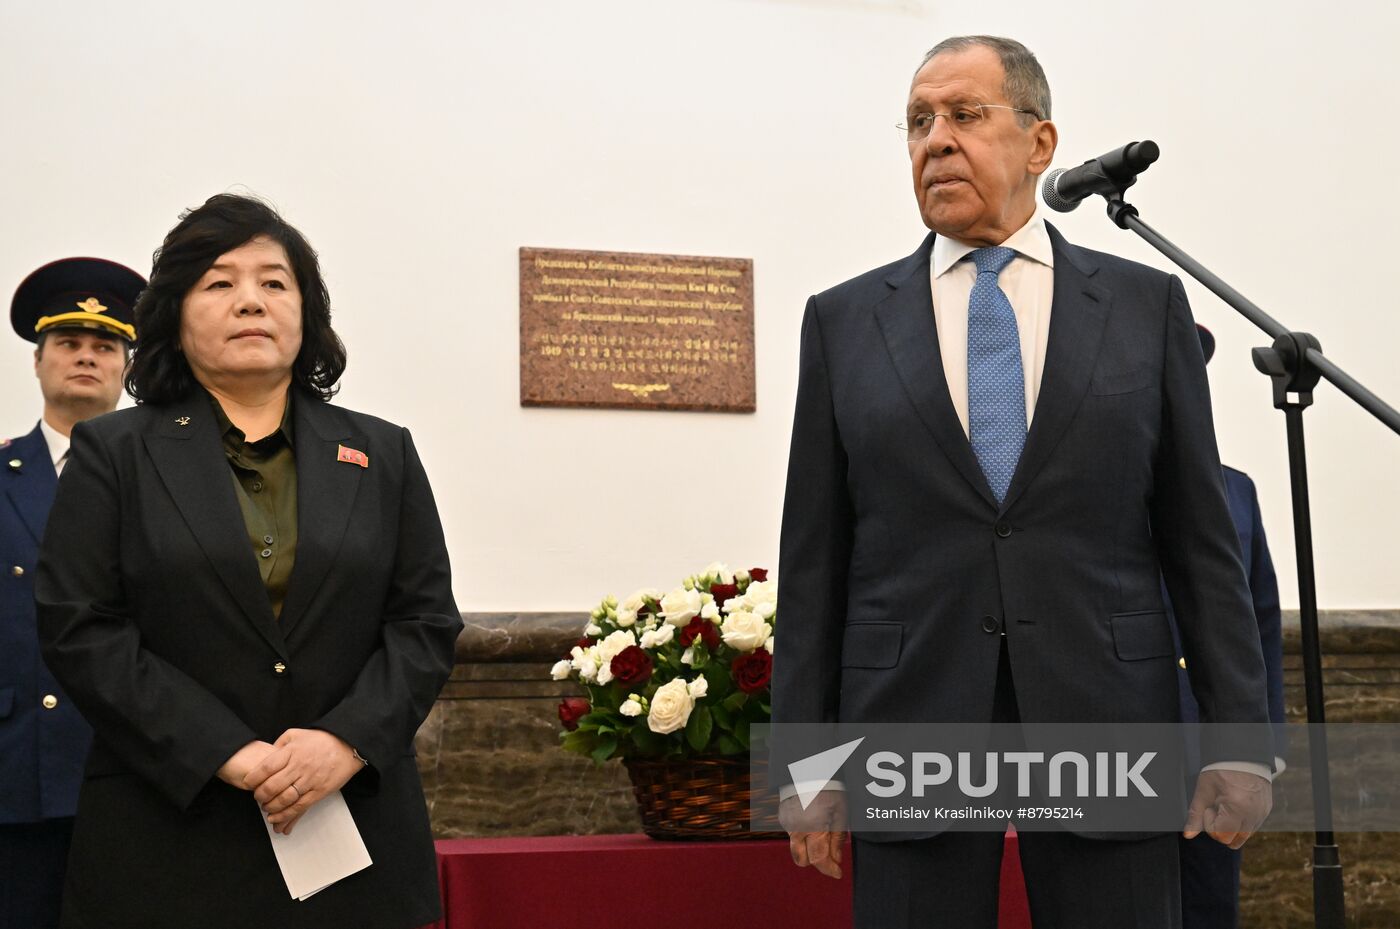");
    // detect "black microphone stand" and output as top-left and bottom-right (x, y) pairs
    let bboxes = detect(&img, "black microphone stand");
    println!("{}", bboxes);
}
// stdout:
(1085, 172), (1400, 929)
